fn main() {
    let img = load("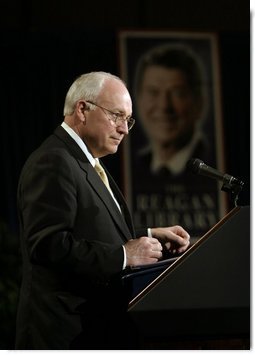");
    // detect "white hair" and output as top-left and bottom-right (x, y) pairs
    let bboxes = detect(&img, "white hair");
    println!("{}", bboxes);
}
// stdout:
(63, 71), (126, 115)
